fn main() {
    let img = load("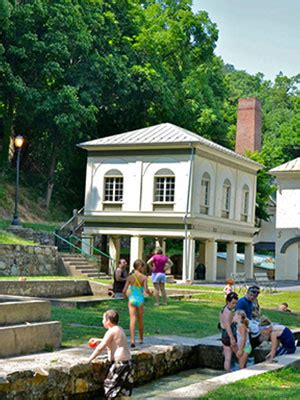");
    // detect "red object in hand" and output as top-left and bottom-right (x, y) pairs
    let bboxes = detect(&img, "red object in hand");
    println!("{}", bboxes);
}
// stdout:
(88, 338), (98, 348)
